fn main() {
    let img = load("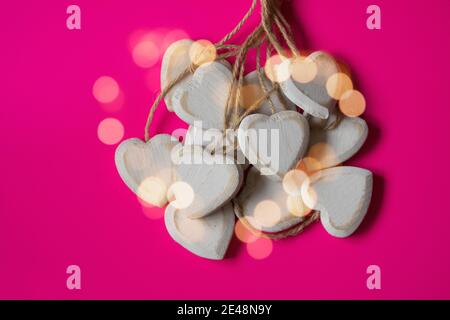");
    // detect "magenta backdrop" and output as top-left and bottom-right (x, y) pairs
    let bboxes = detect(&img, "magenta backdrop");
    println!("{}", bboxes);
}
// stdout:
(1, 0), (450, 299)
